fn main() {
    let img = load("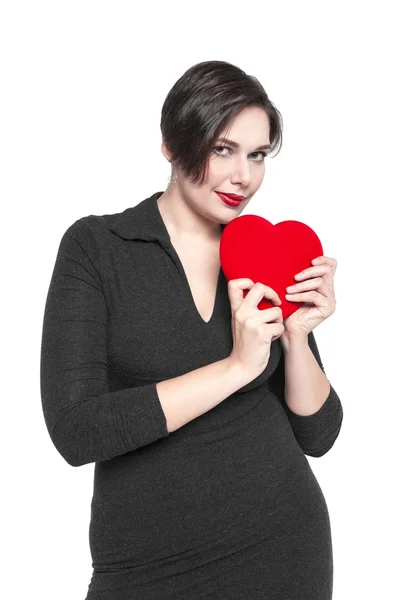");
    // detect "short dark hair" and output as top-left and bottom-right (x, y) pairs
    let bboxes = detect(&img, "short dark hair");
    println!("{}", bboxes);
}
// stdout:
(160, 60), (283, 186)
